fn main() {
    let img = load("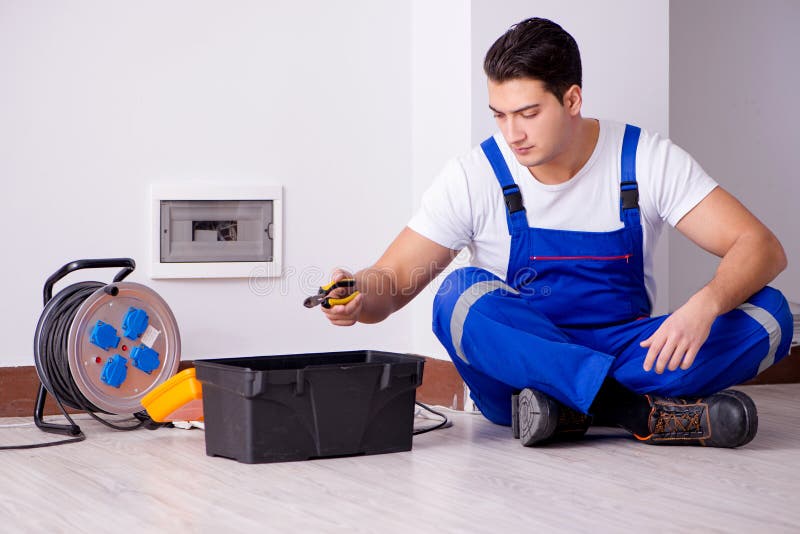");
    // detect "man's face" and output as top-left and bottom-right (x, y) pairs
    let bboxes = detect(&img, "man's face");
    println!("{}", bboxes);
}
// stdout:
(488, 78), (575, 168)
